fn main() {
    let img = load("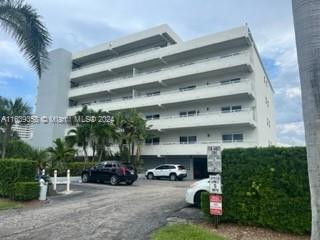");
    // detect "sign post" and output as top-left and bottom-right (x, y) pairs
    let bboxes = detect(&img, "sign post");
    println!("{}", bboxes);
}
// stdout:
(207, 146), (222, 228)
